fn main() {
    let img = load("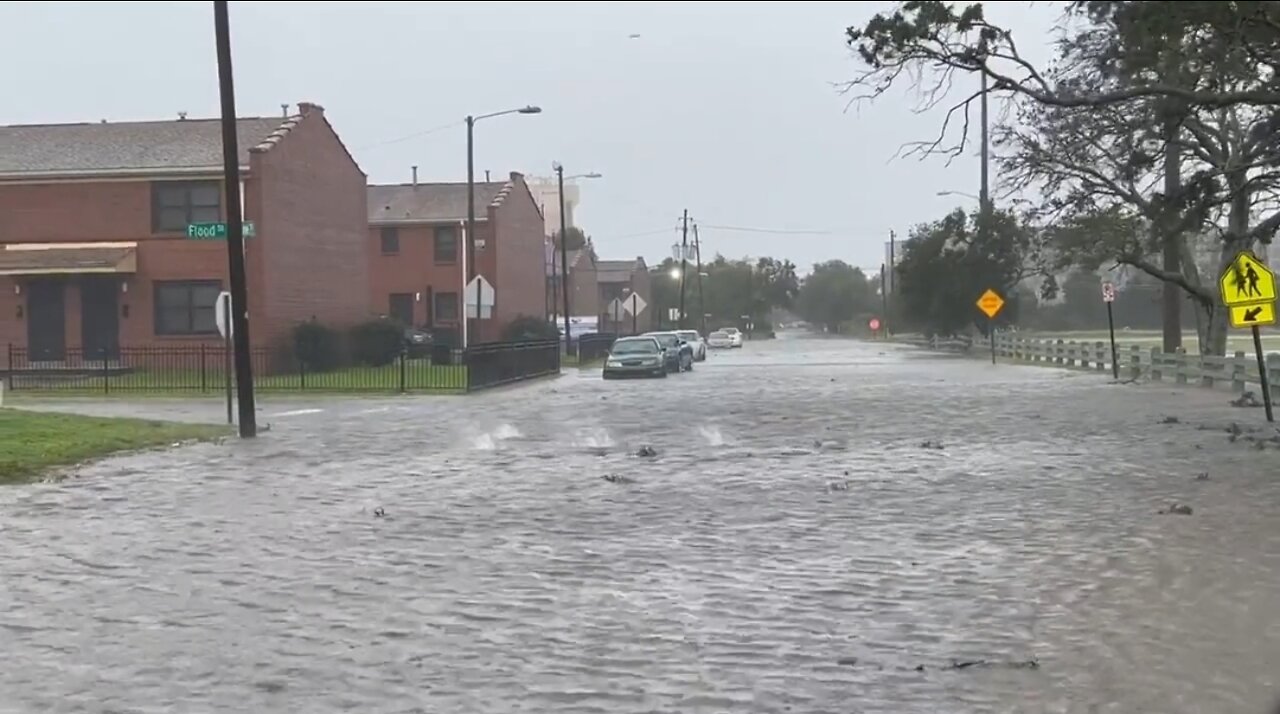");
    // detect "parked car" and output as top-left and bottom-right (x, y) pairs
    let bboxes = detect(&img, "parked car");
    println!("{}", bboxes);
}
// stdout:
(403, 327), (433, 358)
(676, 330), (707, 361)
(602, 336), (667, 379)
(707, 330), (734, 349)
(643, 331), (695, 373)
(719, 327), (745, 348)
